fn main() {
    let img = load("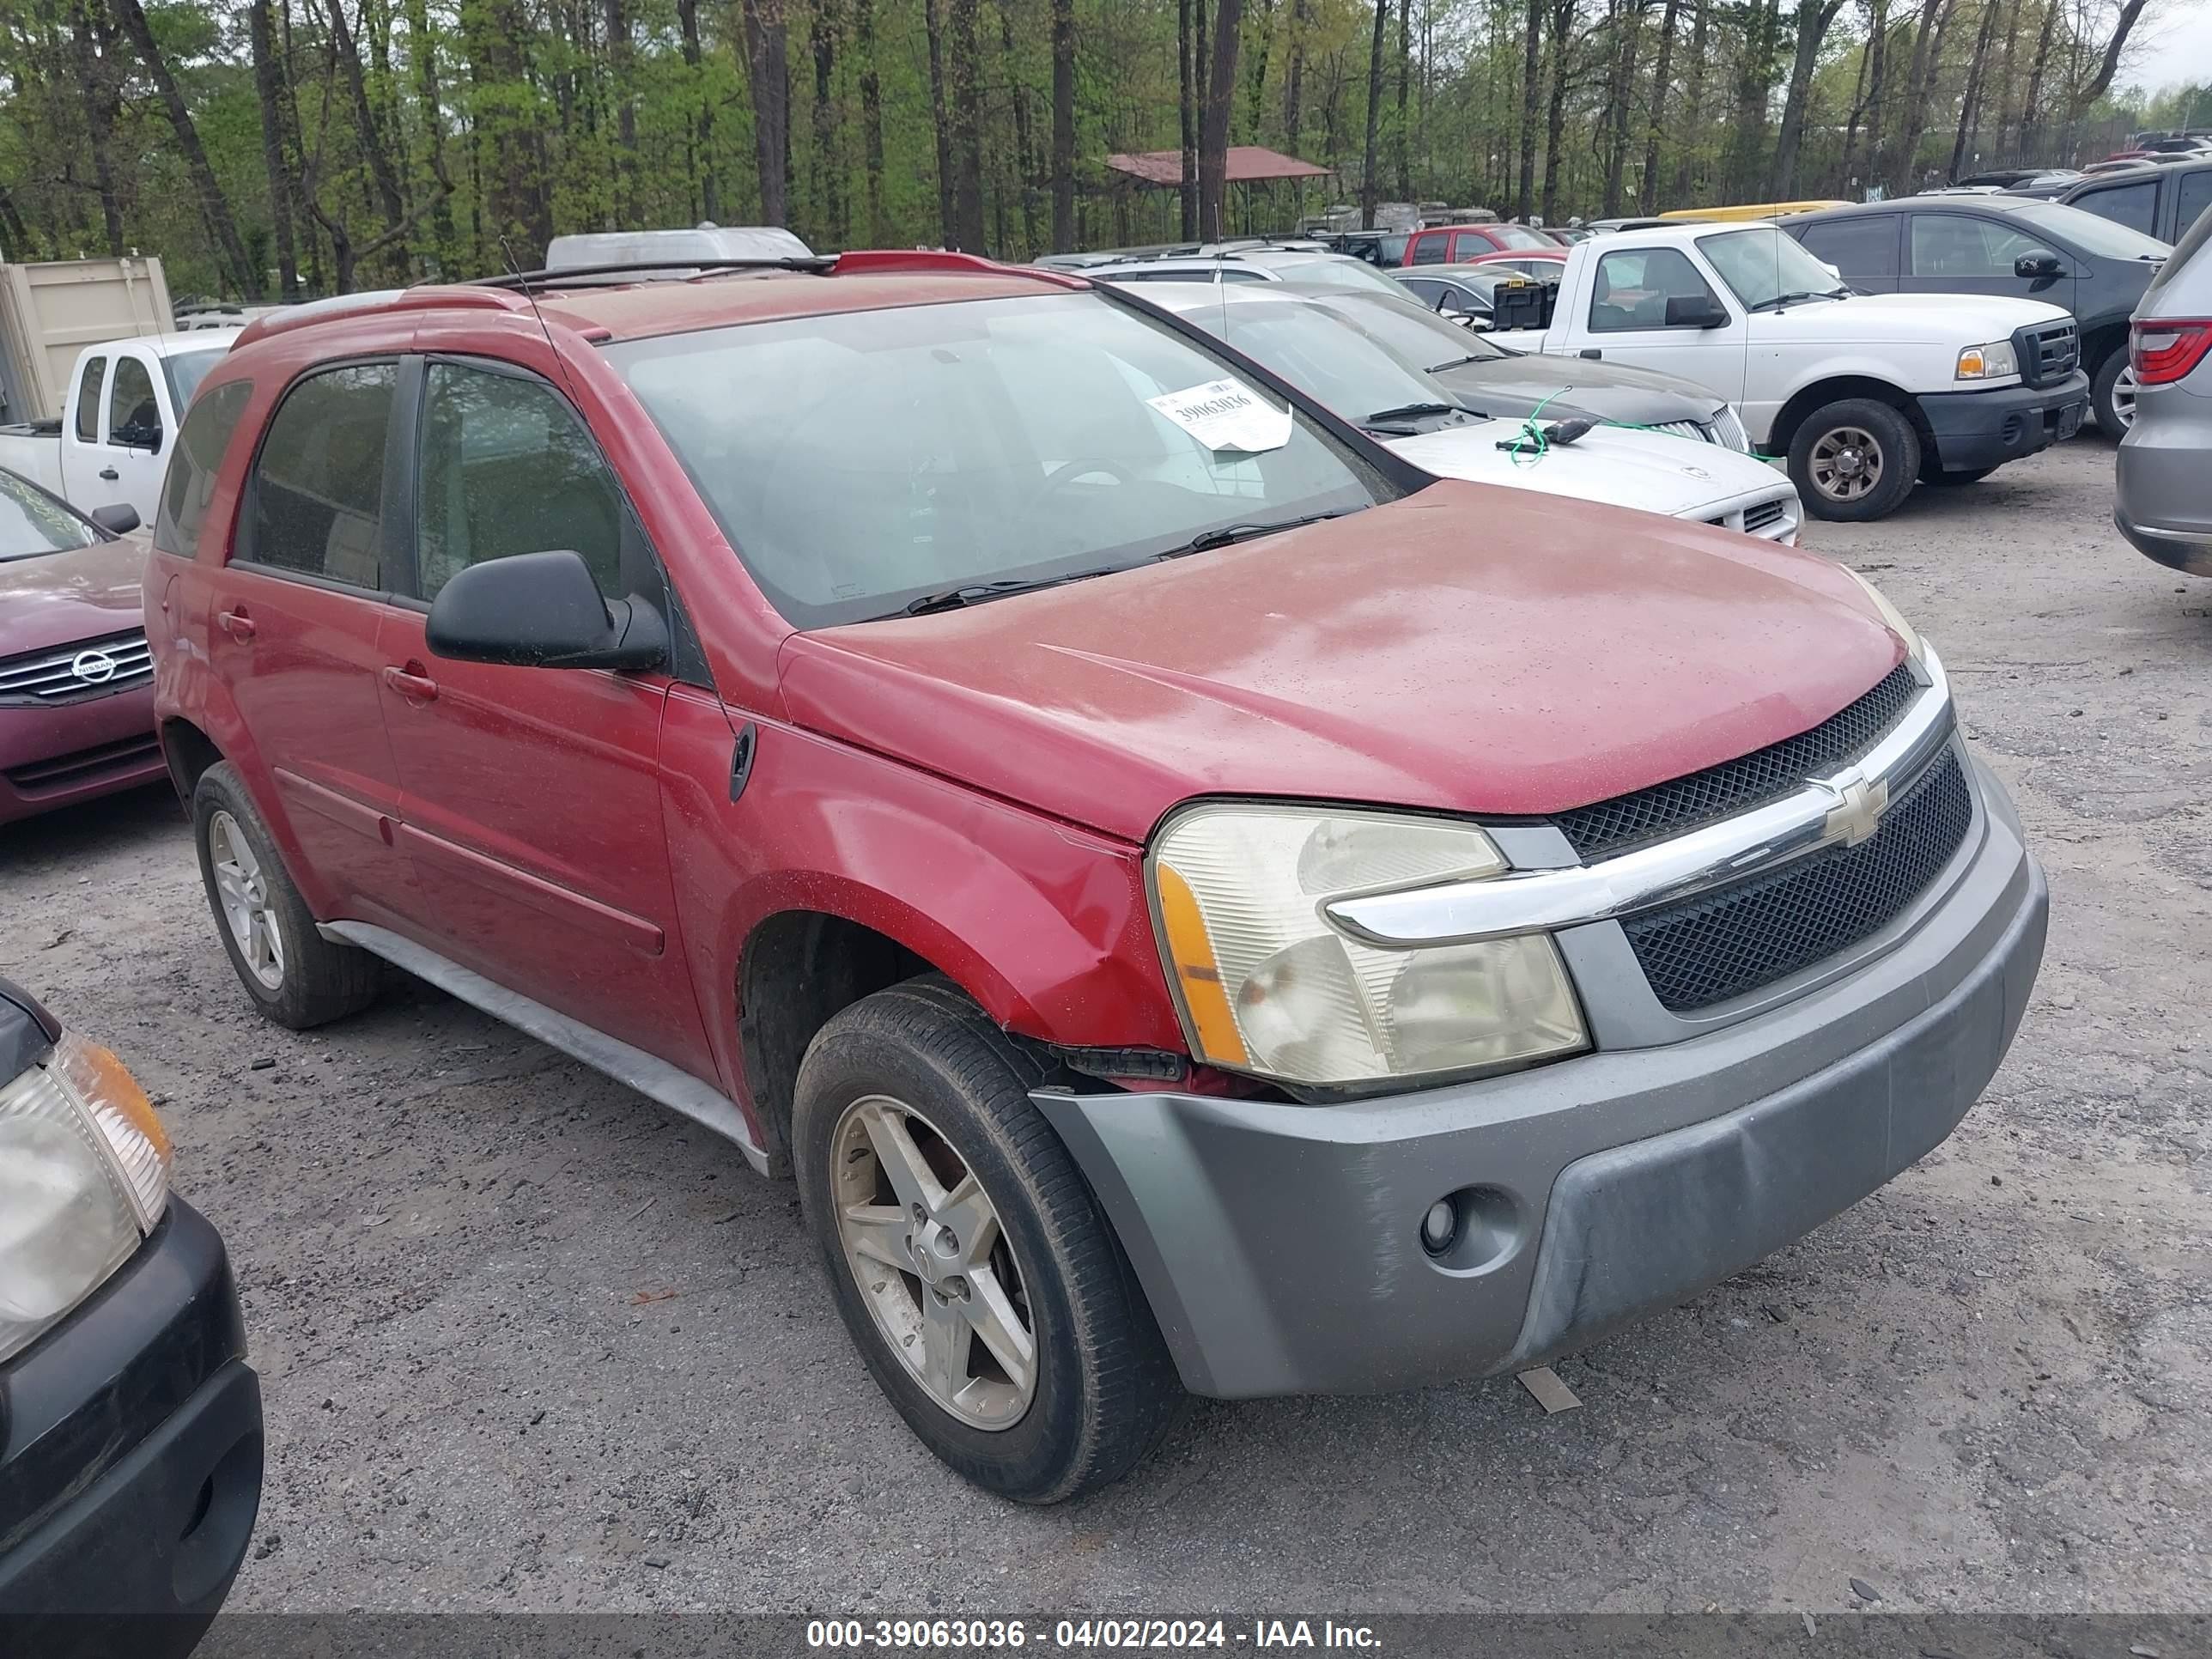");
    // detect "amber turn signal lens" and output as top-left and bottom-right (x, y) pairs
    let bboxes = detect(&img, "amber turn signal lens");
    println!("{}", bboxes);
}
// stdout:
(1154, 863), (1251, 1068)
